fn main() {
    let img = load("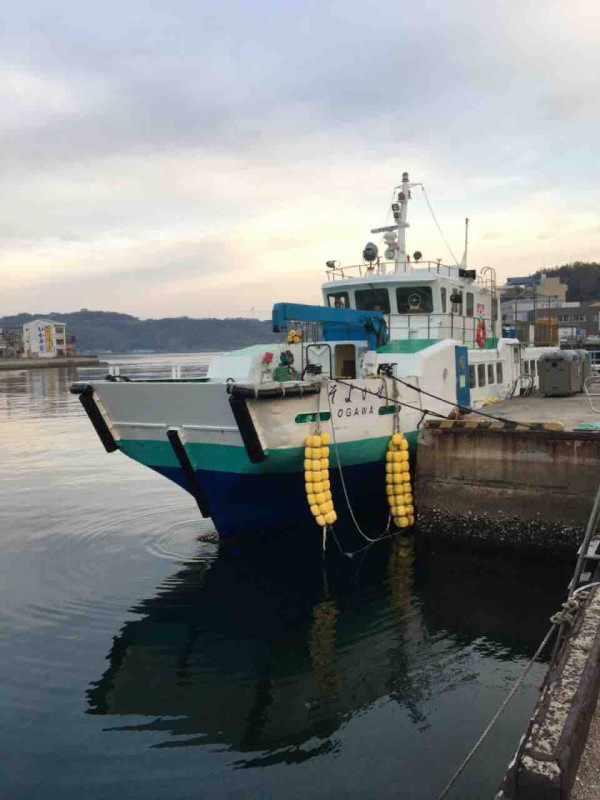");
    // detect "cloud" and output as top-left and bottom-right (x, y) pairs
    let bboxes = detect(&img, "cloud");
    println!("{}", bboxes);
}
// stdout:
(0, 0), (598, 316)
